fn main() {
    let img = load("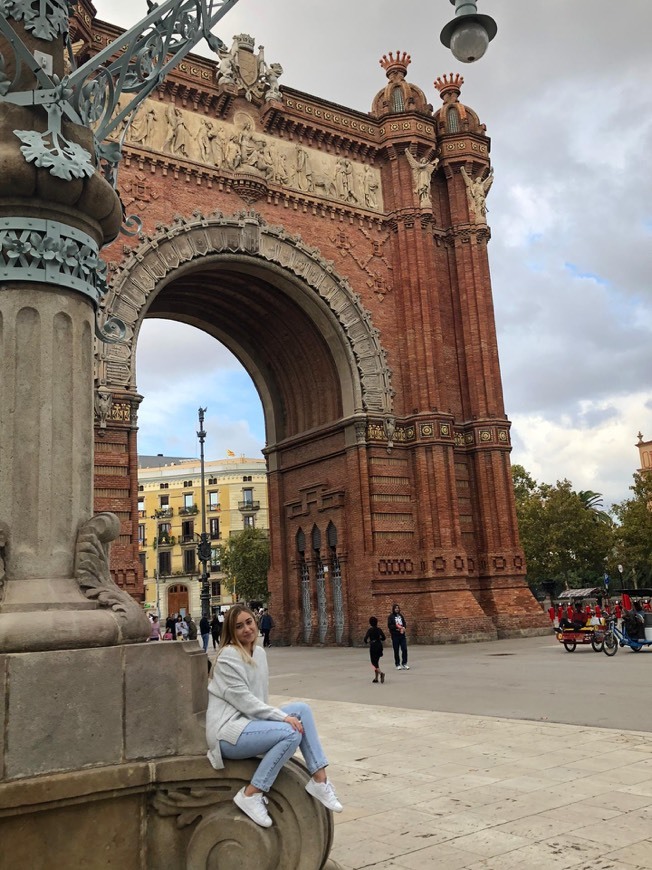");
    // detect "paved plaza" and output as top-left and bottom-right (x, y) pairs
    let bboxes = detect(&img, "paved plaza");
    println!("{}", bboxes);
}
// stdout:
(257, 635), (652, 869)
